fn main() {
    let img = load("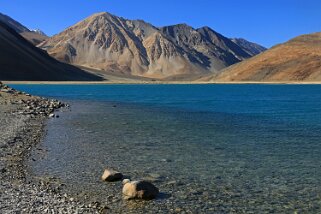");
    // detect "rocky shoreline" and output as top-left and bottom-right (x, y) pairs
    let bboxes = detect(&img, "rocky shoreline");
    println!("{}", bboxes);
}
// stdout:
(0, 82), (105, 213)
